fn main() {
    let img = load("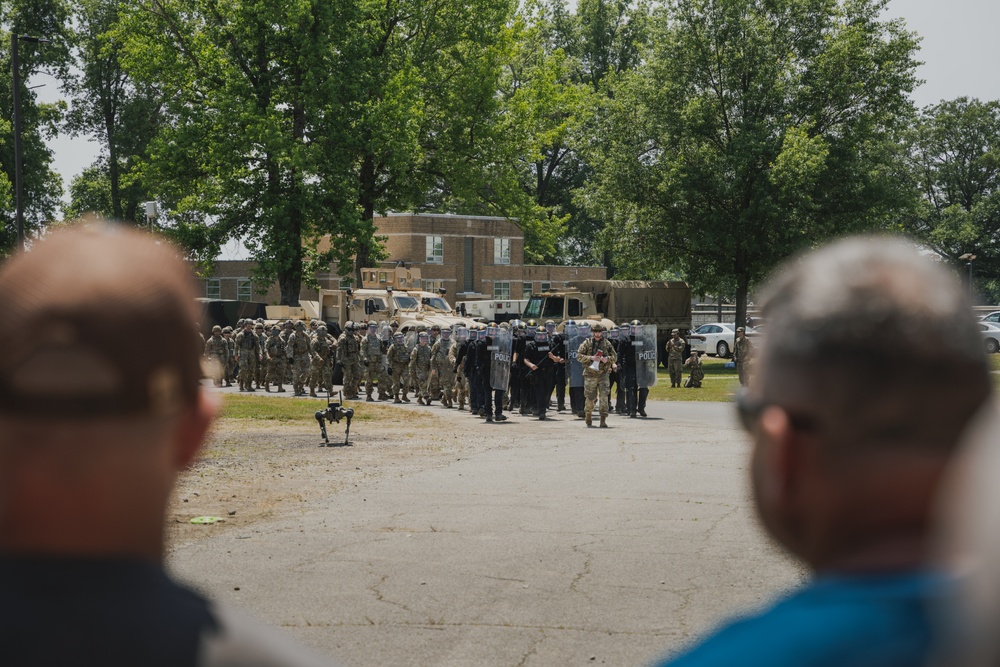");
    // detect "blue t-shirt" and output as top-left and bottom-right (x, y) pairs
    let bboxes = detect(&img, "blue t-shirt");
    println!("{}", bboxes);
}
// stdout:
(653, 573), (944, 667)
